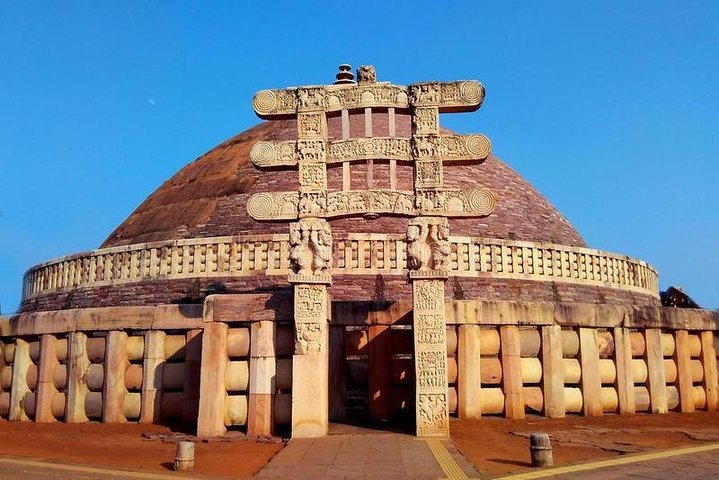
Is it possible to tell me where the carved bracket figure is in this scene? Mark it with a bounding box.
[288,218,333,281]
[406,217,451,275]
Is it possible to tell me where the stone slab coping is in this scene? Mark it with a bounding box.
[1,295,716,337]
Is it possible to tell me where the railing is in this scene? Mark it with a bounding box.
[22,234,659,299]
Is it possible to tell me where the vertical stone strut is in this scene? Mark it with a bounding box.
[291,282,330,438]
[700,331,719,411]
[613,327,636,414]
[35,334,59,423]
[413,278,450,436]
[103,331,128,423]
[404,79,493,437]
[644,329,668,414]
[140,331,165,424]
[9,339,31,422]
[197,322,229,437]
[407,98,450,436]
[500,325,524,419]
[457,324,481,419]
[541,325,565,418]
[247,321,276,437]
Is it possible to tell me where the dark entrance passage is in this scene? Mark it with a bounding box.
[328,302,415,433]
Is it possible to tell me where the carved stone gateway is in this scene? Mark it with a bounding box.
[249,65,495,437]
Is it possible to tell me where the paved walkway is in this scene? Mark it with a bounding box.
[255,434,719,480]
[254,433,478,480]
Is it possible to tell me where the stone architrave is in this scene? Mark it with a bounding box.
[412,278,449,437]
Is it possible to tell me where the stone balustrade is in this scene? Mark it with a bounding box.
[22,234,659,300]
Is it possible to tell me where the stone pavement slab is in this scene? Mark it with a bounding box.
[254,432,479,480]
[494,444,719,480]
[549,451,719,480]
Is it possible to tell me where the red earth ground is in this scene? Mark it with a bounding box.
[451,411,719,476]
[0,421,282,479]
[1,412,719,478]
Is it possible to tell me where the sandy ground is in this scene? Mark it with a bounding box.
[2,413,719,478]
[0,421,283,479]
[450,411,719,476]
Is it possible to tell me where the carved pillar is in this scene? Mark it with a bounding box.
[291,282,330,438]
[407,217,451,437]
[412,278,449,437]
[289,217,332,438]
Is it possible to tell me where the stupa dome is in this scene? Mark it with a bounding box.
[101,114,584,248]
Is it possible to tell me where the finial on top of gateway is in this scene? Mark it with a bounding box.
[333,64,356,85]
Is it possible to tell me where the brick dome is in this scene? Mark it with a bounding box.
[102,112,585,248]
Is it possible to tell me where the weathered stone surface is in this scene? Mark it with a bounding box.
[413,279,449,436]
[196,323,228,437]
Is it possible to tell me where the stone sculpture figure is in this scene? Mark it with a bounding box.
[429,222,451,271]
[407,218,450,271]
[289,218,333,277]
[357,65,376,84]
[289,222,313,275]
[311,224,333,275]
[407,223,430,270]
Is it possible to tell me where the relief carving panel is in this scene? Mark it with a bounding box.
[412,107,439,135]
[250,135,491,168]
[247,188,496,220]
[293,283,328,355]
[409,81,485,111]
[297,112,327,139]
[328,138,411,162]
[412,278,449,437]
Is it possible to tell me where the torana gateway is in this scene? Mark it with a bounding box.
[3,66,718,438]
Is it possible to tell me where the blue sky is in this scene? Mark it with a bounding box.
[0,1,717,312]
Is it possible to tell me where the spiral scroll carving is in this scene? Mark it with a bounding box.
[247,193,276,220]
[465,134,492,159]
[253,90,277,115]
[468,189,497,216]
[459,81,484,105]
[250,142,277,166]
